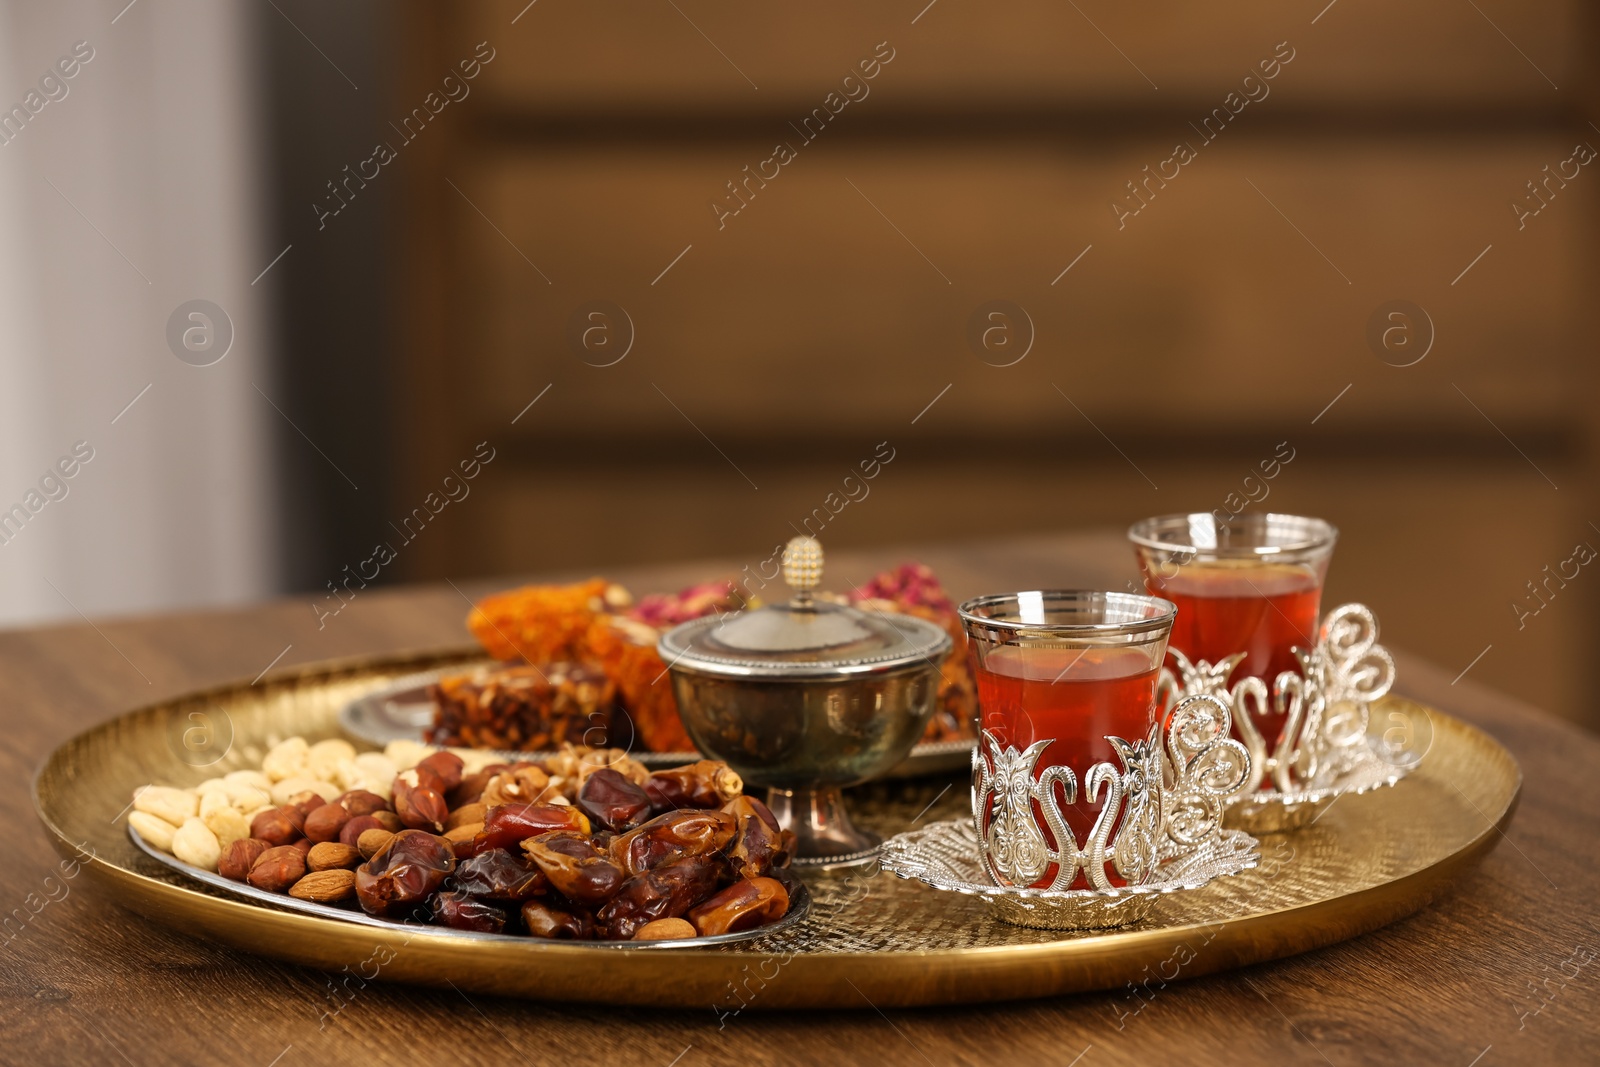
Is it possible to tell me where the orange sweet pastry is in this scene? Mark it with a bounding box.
[466,579,622,663]
[585,616,697,754]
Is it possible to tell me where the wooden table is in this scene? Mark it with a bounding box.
[4,531,1596,1066]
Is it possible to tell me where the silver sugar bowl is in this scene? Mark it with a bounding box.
[659,536,951,869]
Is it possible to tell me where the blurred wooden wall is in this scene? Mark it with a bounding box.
[385,1,1597,728]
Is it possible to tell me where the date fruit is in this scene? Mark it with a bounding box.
[520,899,594,941]
[609,810,736,876]
[247,845,307,892]
[598,857,723,941]
[644,760,743,811]
[523,831,626,906]
[722,795,791,879]
[354,829,456,917]
[454,848,548,902]
[577,768,652,833]
[471,802,589,854]
[432,890,507,933]
[689,876,789,937]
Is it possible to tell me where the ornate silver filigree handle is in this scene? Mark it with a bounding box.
[1165,602,1396,797]
[1162,693,1251,850]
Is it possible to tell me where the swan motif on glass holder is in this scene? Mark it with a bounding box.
[901,692,1257,930]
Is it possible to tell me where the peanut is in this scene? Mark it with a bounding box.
[261,737,310,782]
[133,785,198,828]
[172,818,222,871]
[383,739,432,771]
[128,811,177,852]
[307,738,357,781]
[198,789,232,820]
[203,806,251,850]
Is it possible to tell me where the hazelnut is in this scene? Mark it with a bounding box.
[247,845,307,892]
[249,807,301,847]
[393,771,449,832]
[218,838,269,881]
[339,814,384,847]
[370,811,402,833]
[335,789,389,817]
[415,751,465,792]
[303,803,351,843]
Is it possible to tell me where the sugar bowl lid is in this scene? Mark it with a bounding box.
[656,537,952,680]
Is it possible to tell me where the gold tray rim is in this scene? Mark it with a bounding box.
[31,646,1523,1009]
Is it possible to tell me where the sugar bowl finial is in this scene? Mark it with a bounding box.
[782,536,823,604]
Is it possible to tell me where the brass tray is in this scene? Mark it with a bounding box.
[336,652,976,777]
[33,648,1521,1009]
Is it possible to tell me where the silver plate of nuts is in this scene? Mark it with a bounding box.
[127,823,811,950]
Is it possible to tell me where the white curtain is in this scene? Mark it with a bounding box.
[0,0,277,625]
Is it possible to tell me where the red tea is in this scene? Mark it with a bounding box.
[972,644,1159,889]
[1149,562,1322,751]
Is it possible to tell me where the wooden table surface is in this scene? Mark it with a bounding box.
[3,530,1596,1067]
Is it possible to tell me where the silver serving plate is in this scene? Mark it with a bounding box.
[128,824,811,950]
[337,664,975,778]
[880,819,1259,931]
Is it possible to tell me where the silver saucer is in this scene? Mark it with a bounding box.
[880,819,1259,930]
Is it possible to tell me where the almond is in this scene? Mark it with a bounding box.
[289,868,356,903]
[443,822,482,848]
[357,828,395,859]
[634,917,696,941]
[445,802,486,832]
[306,841,362,871]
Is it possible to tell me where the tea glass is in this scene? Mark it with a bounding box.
[1129,512,1336,698]
[959,591,1175,892]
